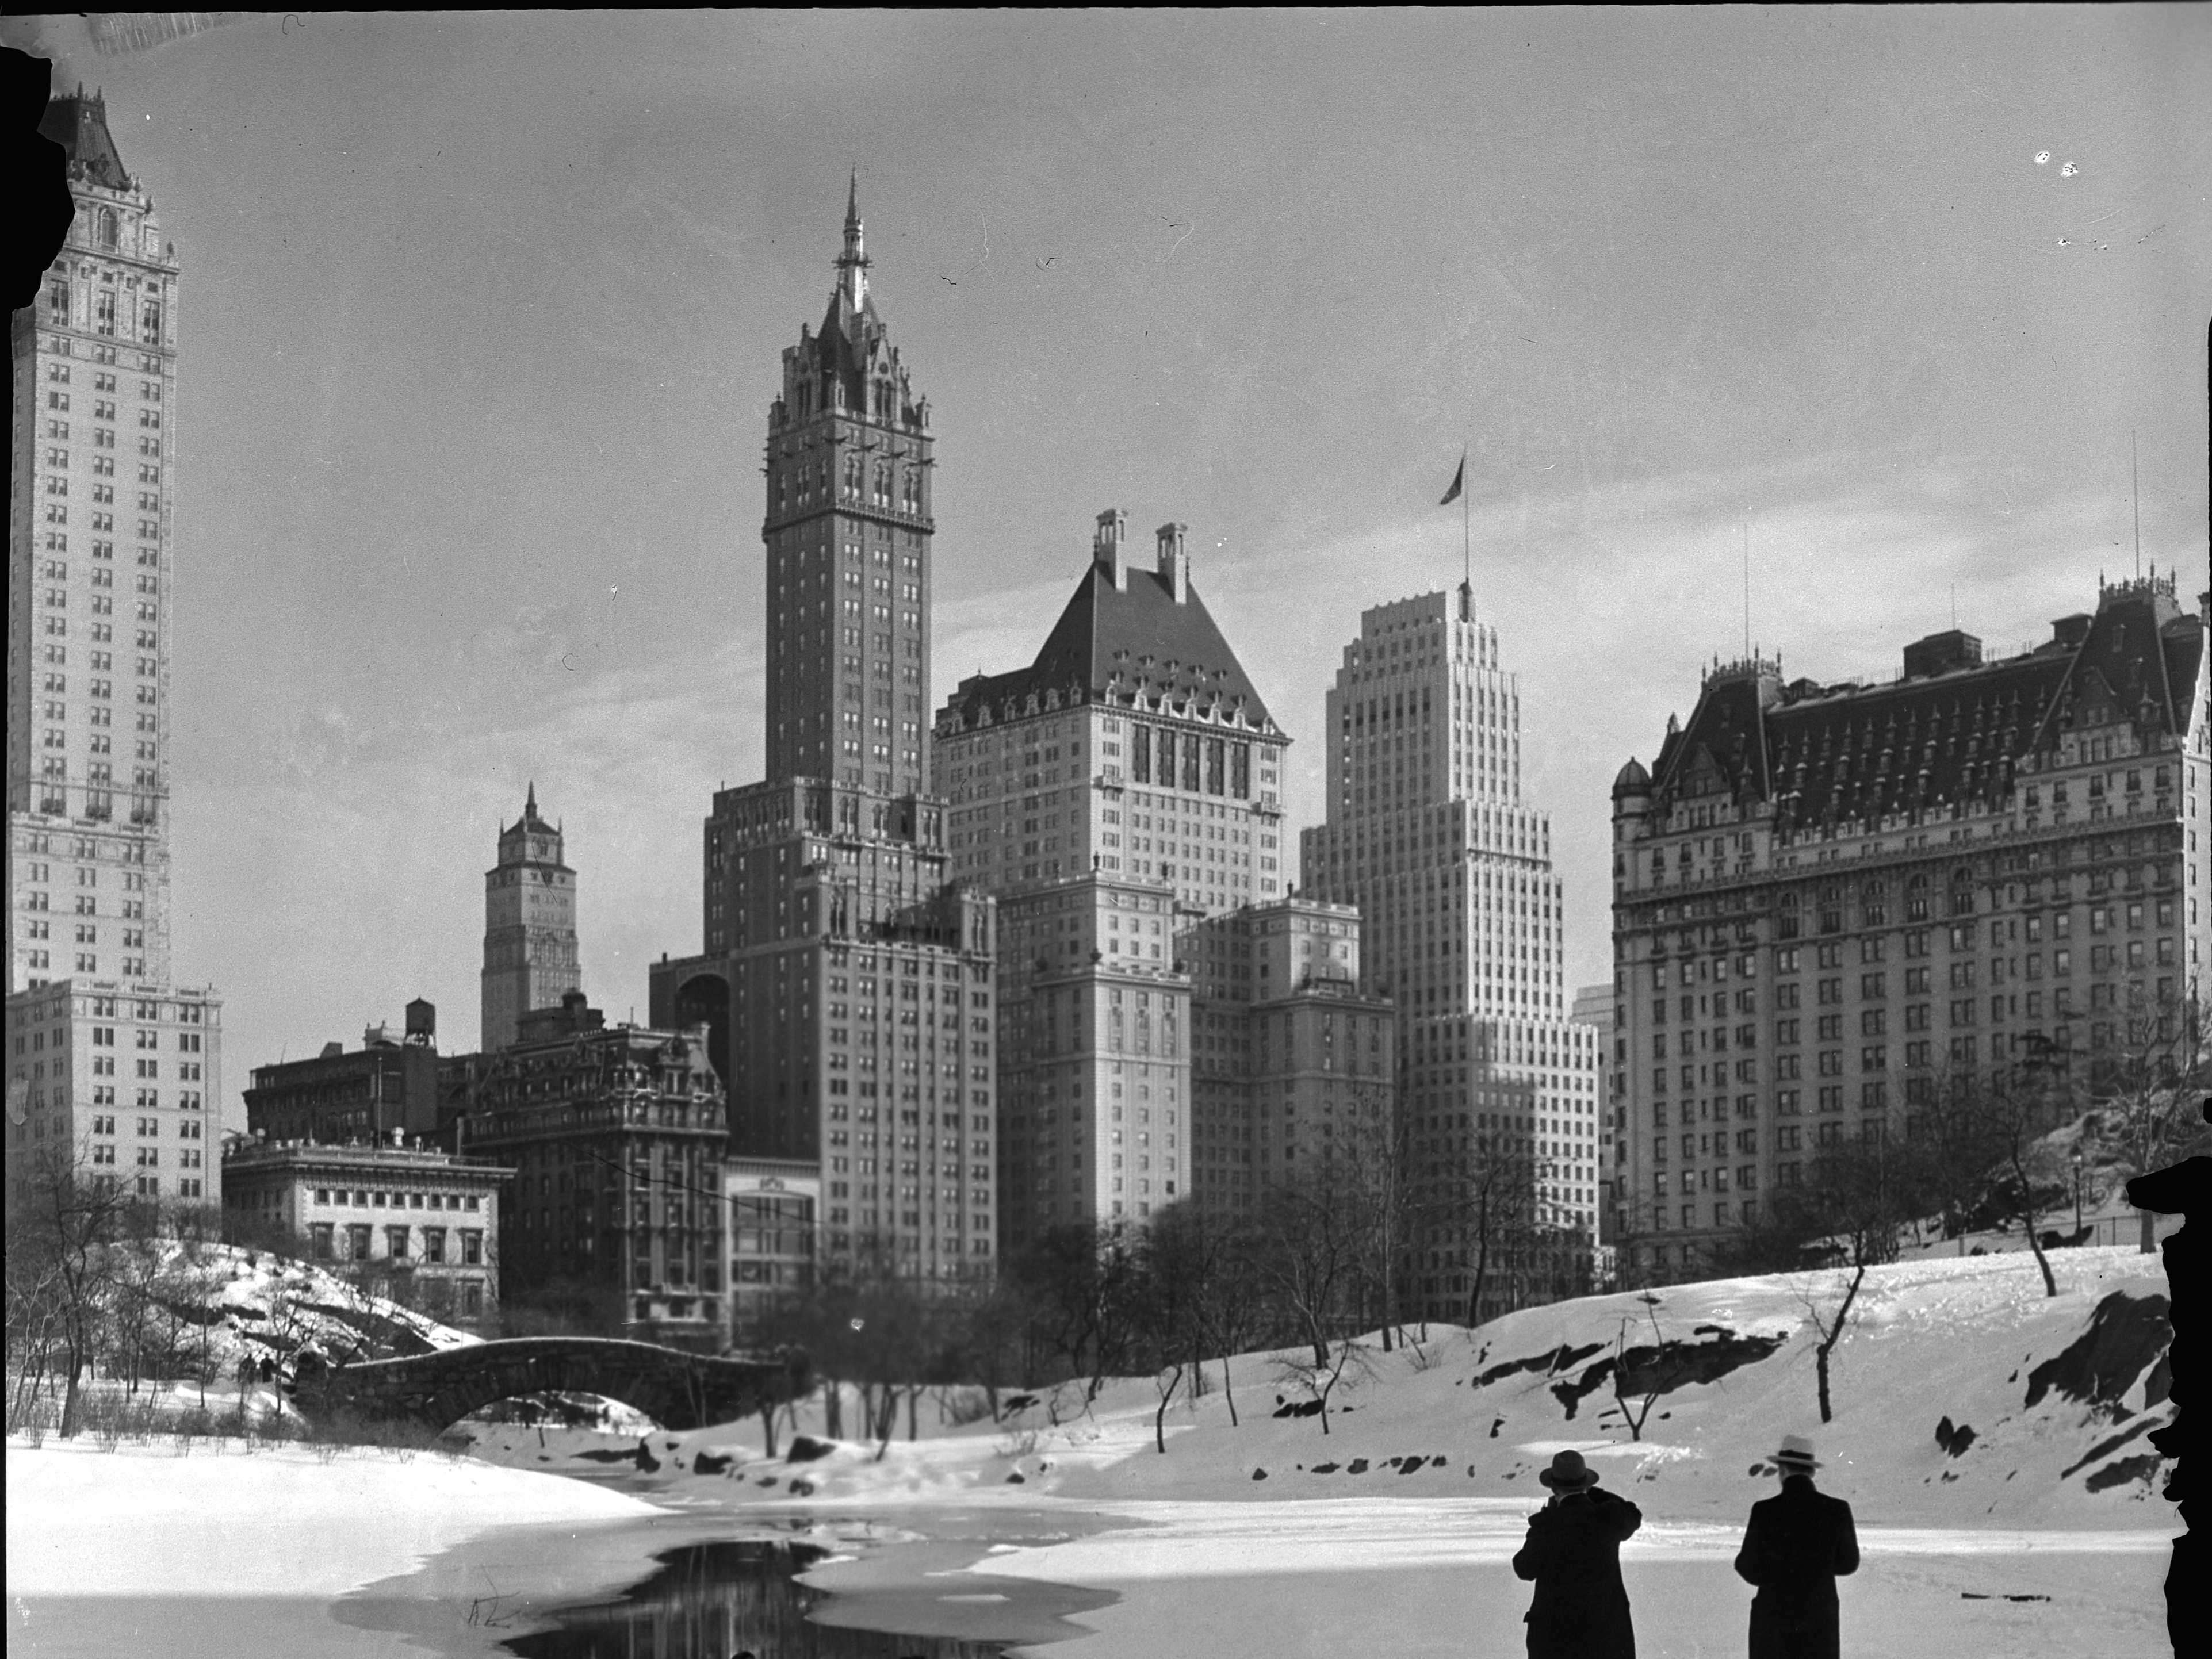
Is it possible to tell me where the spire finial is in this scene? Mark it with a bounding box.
[836,171,870,309]
[526,780,537,817]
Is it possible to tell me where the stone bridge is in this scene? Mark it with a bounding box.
[290,1337,811,1432]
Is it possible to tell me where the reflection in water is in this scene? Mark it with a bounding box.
[503,1541,1006,1659]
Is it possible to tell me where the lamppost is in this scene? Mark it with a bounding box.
[2071,1146,2084,1239]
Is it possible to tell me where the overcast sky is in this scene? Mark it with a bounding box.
[8,9,2206,1129]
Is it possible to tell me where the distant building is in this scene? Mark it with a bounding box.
[5,979,222,1209]
[726,1156,820,1342]
[1182,896,1397,1217]
[934,512,1293,1246]
[453,990,729,1348]
[242,998,450,1146]
[1610,574,2210,1285]
[220,1136,511,1328]
[1569,982,1620,1283]
[651,186,996,1290]
[1302,584,1602,1320]
[481,785,582,1053]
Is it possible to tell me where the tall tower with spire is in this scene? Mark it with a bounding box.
[481,784,581,1053]
[652,186,996,1295]
[763,171,935,797]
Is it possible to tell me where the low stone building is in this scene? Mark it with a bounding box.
[220,1134,511,1328]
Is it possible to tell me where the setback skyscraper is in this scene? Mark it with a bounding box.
[651,187,996,1286]
[6,90,222,1213]
[1302,584,1602,1321]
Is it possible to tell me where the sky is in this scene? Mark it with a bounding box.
[7,9,2207,1130]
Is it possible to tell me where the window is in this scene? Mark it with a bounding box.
[311,1224,334,1260]
[461,1229,484,1265]
[386,1227,411,1259]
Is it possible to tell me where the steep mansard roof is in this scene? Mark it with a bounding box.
[938,562,1284,740]
[40,87,131,191]
[1643,580,2203,833]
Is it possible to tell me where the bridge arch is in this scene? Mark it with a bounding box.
[292,1336,809,1434]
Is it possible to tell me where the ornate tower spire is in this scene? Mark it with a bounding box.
[835,170,869,312]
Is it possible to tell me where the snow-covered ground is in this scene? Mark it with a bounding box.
[9,1244,2177,1657]
[5,1436,668,1658]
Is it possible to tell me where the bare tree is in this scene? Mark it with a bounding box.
[1609,1297,1667,1442]
[1256,1165,1368,1369]
[2085,988,2211,1183]
[1419,1122,1543,1327]
[8,1148,136,1436]
[1954,1060,2072,1298]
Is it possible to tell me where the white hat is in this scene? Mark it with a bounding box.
[1773,1435,1820,1470]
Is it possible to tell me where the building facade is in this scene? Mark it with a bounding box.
[1182,896,1396,1216]
[726,1156,820,1340]
[453,991,729,1347]
[650,187,996,1290]
[220,1136,510,1328]
[1610,575,2210,1284]
[242,999,449,1146]
[6,978,221,1205]
[989,871,1192,1247]
[481,786,581,1054]
[1300,585,1603,1319]
[934,514,1295,1246]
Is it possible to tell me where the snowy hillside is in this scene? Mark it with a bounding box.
[463,1246,2172,1534]
[156,1241,479,1376]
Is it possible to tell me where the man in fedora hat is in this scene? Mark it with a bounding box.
[1511,1449,1643,1658]
[1733,1435,1860,1659]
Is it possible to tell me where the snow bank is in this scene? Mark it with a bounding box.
[5,1438,663,1599]
[459,1246,2175,1538]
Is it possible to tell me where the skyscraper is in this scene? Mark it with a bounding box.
[1609,576,2209,1286]
[480,784,582,1053]
[6,90,223,1213]
[1302,584,1602,1318]
[10,89,179,992]
[933,512,1295,1243]
[651,186,996,1286]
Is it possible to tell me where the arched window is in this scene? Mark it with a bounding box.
[902,468,921,512]
[843,454,862,499]
[97,208,118,249]
[873,461,891,505]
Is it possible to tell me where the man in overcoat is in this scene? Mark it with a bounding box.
[1511,1449,1643,1659]
[1732,1435,1860,1659]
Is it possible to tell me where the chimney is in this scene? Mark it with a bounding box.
[1156,521,1189,604]
[1094,508,1128,590]
[2051,613,2093,650]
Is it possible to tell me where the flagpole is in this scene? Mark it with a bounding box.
[1462,446,1471,589]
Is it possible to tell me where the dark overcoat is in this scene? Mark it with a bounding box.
[1511,1486,1643,1659]
[1732,1476,1861,1659]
